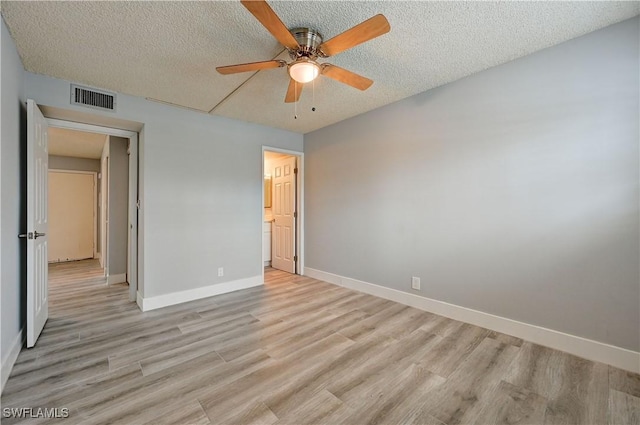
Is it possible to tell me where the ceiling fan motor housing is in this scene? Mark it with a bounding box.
[290,28,324,59]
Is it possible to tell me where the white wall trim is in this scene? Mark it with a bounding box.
[1,327,24,395]
[46,118,137,138]
[136,291,144,311]
[107,273,127,285]
[138,275,263,312]
[304,267,640,374]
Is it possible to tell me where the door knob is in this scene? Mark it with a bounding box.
[18,232,33,239]
[34,231,46,239]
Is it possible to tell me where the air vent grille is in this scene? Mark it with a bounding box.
[71,85,116,112]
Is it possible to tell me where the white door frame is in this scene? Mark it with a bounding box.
[262,146,304,278]
[48,169,98,260]
[100,154,109,272]
[46,118,139,303]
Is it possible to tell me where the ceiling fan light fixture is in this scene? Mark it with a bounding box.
[289,60,320,84]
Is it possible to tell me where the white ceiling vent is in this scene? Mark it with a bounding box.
[71,84,116,112]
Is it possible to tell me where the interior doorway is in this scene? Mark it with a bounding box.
[25,101,140,348]
[263,148,303,275]
[47,128,132,287]
[48,128,106,279]
[46,121,138,300]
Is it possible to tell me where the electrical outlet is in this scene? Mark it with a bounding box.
[218,267,224,277]
[411,276,421,290]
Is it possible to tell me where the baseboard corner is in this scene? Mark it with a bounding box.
[139,275,263,312]
[107,273,127,285]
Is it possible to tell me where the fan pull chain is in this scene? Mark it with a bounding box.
[294,82,298,119]
[312,79,316,112]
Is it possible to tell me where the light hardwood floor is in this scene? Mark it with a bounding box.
[2,266,639,424]
[48,259,106,286]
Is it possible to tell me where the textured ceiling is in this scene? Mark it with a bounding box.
[2,1,638,134]
[49,128,107,159]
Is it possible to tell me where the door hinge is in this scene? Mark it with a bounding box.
[293,212,297,218]
[294,255,297,262]
[294,168,298,174]
[136,200,141,209]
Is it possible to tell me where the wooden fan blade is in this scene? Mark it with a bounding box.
[285,79,303,103]
[216,60,285,75]
[321,64,373,91]
[318,14,390,57]
[241,0,299,50]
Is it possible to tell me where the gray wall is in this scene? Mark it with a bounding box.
[304,18,639,351]
[26,72,303,298]
[108,137,129,278]
[1,18,25,378]
[49,155,100,172]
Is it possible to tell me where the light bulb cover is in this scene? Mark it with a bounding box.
[289,60,320,84]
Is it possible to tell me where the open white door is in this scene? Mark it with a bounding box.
[271,156,296,273]
[25,99,49,348]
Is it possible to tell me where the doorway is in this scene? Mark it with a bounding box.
[46,128,132,287]
[46,120,139,301]
[25,99,140,347]
[263,148,303,276]
[48,169,97,263]
[47,127,107,291]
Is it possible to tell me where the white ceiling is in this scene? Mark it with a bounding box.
[49,128,107,159]
[2,1,638,134]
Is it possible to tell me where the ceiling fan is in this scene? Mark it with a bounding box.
[216,0,391,103]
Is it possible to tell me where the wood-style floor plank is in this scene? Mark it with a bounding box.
[1,263,638,424]
[504,342,610,425]
[336,362,445,425]
[419,337,520,424]
[610,366,640,398]
[609,389,640,425]
[472,380,547,425]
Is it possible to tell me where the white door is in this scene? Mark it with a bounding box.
[48,171,95,262]
[26,99,49,348]
[271,156,296,273]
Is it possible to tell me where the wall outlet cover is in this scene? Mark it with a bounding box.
[411,276,421,290]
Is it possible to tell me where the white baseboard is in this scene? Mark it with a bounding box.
[1,327,24,395]
[136,291,144,311]
[107,273,126,285]
[304,267,640,374]
[264,261,271,267]
[138,275,263,312]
